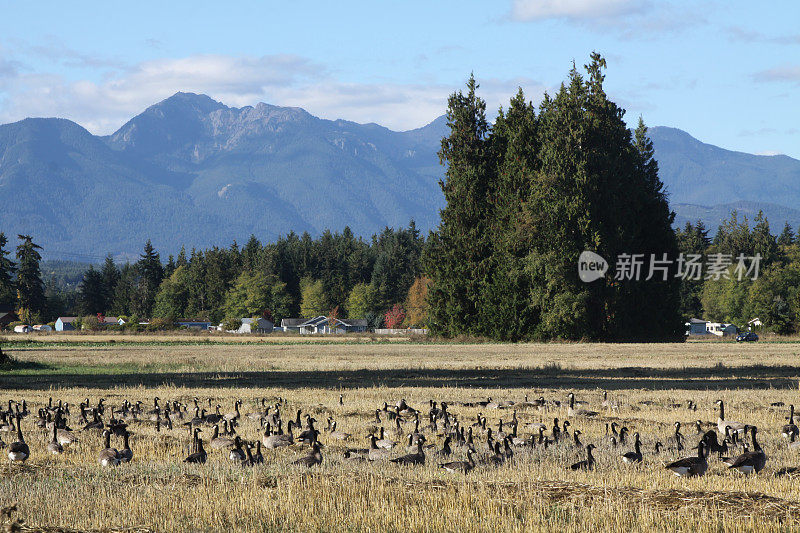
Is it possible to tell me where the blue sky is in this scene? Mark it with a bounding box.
[1,0,799,157]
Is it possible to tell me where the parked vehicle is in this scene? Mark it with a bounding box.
[736,332,759,342]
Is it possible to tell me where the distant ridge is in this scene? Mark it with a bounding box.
[0,93,798,257]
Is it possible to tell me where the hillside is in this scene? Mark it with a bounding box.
[0,94,798,257]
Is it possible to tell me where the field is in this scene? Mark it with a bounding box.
[3,339,800,532]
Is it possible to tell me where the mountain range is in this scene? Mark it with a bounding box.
[1,92,798,259]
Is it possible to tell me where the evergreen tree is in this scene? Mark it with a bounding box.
[100,255,119,313]
[778,222,795,247]
[78,266,105,315]
[15,235,45,323]
[425,75,493,337]
[0,232,15,307]
[134,240,164,317]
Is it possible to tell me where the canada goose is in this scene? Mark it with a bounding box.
[727,426,766,474]
[205,405,223,425]
[184,441,207,464]
[700,430,727,458]
[8,414,29,464]
[229,436,246,462]
[434,436,453,457]
[223,400,241,422]
[375,427,395,450]
[654,441,663,454]
[339,394,344,406]
[263,422,294,449]
[716,400,746,436]
[47,423,63,455]
[328,421,351,441]
[567,393,598,417]
[253,442,265,464]
[783,405,799,439]
[298,418,319,444]
[368,435,391,461]
[439,448,475,474]
[98,429,120,467]
[666,422,684,451]
[210,425,235,449]
[788,432,800,450]
[665,441,708,477]
[293,442,322,467]
[391,441,425,466]
[569,443,595,470]
[621,432,642,463]
[119,431,133,463]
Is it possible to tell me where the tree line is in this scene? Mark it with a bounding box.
[0,226,429,330]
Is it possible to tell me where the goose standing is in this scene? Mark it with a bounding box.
[727,426,767,474]
[97,429,120,467]
[47,423,63,455]
[716,400,746,436]
[8,414,29,464]
[184,429,207,463]
[119,431,133,463]
[782,405,799,439]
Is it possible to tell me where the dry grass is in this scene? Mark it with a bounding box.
[2,342,800,531]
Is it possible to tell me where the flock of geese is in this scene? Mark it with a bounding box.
[1,393,796,478]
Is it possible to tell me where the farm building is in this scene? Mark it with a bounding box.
[14,325,31,333]
[685,318,709,336]
[55,316,125,331]
[748,317,763,329]
[297,316,368,334]
[706,322,738,336]
[279,318,307,333]
[0,307,19,329]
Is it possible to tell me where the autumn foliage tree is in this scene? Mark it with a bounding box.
[404,276,430,327]
[384,304,406,329]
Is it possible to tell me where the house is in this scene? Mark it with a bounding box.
[13,325,31,333]
[0,308,19,329]
[748,317,763,330]
[296,316,368,334]
[685,318,709,336]
[706,322,738,336]
[55,316,124,331]
[32,324,52,332]
[55,317,77,331]
[279,318,307,333]
[238,318,273,334]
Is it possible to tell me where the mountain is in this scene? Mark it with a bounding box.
[0,93,447,258]
[1,94,798,258]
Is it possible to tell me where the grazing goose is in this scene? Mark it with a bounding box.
[782,405,799,439]
[439,448,475,474]
[727,426,766,474]
[665,441,708,477]
[368,435,391,461]
[716,400,746,436]
[47,423,63,455]
[621,432,642,464]
[8,414,29,464]
[569,444,595,470]
[567,393,598,417]
[97,429,120,467]
[390,441,425,466]
[184,430,207,464]
[293,442,322,467]
[702,431,727,458]
[119,431,133,463]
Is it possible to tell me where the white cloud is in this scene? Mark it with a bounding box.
[753,65,800,85]
[0,53,547,133]
[511,0,645,21]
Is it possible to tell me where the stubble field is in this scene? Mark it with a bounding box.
[2,339,800,532]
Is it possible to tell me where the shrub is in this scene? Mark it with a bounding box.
[222,318,242,331]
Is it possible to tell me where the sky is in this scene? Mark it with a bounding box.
[0,0,799,157]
